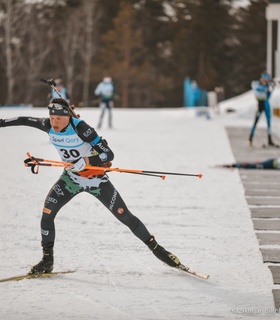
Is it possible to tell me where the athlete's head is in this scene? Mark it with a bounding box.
[260,71,271,83]
[48,98,70,116]
[55,78,63,88]
[48,98,70,132]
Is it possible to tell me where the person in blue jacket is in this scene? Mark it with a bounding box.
[48,78,70,104]
[249,72,276,146]
[0,98,181,275]
[95,75,115,129]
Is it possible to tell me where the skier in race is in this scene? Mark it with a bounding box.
[48,78,71,104]
[249,71,277,147]
[0,98,181,275]
[217,157,280,170]
[94,74,115,129]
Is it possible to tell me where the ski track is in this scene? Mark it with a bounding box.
[0,107,279,320]
[100,263,170,320]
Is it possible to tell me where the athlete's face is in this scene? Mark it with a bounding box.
[50,115,70,132]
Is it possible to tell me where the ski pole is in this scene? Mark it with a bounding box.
[24,158,165,178]
[24,153,203,179]
[24,153,165,178]
[129,170,203,178]
[24,158,166,179]
[40,78,80,118]
[105,167,202,178]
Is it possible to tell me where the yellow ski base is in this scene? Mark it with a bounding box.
[0,270,76,282]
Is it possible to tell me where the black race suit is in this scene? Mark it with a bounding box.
[0,116,152,245]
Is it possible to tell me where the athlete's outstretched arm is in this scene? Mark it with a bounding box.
[0,117,51,133]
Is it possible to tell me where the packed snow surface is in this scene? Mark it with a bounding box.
[0,102,279,320]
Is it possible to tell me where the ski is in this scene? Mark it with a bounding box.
[176,263,210,280]
[0,266,209,282]
[0,270,76,283]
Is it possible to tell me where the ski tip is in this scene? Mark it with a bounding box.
[195,272,210,280]
[194,272,210,280]
[197,174,203,179]
[178,263,210,280]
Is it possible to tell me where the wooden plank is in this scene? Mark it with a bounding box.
[260,248,280,263]
[226,127,280,147]
[246,197,280,206]
[240,170,279,177]
[256,233,280,246]
[253,219,280,231]
[272,289,280,311]
[227,127,280,311]
[268,266,280,284]
[234,150,280,159]
[251,208,280,218]
[239,170,280,183]
[240,174,280,183]
[243,183,280,189]
[245,189,280,197]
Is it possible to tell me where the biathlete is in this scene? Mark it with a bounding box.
[249,72,277,147]
[94,75,114,129]
[0,98,181,274]
[219,158,280,170]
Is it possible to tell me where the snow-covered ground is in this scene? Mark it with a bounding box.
[0,98,279,319]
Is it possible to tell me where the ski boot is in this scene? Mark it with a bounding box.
[268,134,279,147]
[248,133,253,147]
[146,236,180,268]
[29,242,54,275]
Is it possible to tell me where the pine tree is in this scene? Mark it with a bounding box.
[96,1,153,108]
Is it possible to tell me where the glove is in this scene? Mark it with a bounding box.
[67,157,86,172]
[100,161,112,168]
[0,119,4,127]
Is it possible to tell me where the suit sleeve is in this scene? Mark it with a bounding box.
[75,121,114,166]
[0,117,51,133]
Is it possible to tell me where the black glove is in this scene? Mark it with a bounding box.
[0,119,4,127]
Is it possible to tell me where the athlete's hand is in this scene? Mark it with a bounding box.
[100,161,112,168]
[0,119,4,127]
[67,157,86,172]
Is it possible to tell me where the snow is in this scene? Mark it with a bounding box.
[0,97,280,319]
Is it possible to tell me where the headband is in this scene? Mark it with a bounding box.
[48,103,70,116]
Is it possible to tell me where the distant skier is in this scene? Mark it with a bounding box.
[0,98,182,275]
[249,71,276,147]
[217,158,280,170]
[95,74,115,129]
[48,79,70,104]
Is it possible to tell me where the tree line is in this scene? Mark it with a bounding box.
[0,0,268,108]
